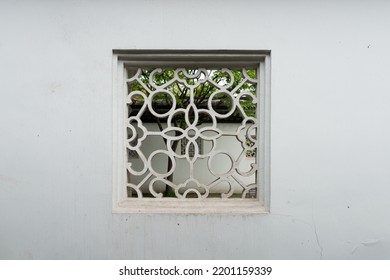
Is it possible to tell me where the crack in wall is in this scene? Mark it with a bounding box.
[349,239,381,255]
[312,219,324,260]
[272,213,324,259]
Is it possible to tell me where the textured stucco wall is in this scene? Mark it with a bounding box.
[1,0,390,259]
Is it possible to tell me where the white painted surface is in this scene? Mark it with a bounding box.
[1,0,390,259]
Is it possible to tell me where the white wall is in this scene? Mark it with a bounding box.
[1,0,390,259]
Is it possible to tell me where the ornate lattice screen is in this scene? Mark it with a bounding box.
[113,50,270,214]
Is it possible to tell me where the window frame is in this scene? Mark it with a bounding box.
[112,50,271,214]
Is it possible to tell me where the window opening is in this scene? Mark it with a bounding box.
[127,68,257,199]
[113,50,270,213]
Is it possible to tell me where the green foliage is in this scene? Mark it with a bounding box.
[245,137,257,158]
[129,68,257,127]
[163,191,177,198]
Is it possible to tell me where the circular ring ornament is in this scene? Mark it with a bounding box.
[147,90,177,118]
[148,150,176,178]
[208,151,236,177]
[207,90,236,119]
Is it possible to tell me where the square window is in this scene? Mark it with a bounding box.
[113,50,271,214]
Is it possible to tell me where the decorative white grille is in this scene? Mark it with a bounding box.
[126,67,258,199]
[113,50,270,213]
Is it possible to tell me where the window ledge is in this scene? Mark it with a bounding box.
[113,199,268,214]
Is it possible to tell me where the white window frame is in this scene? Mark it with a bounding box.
[112,50,271,214]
